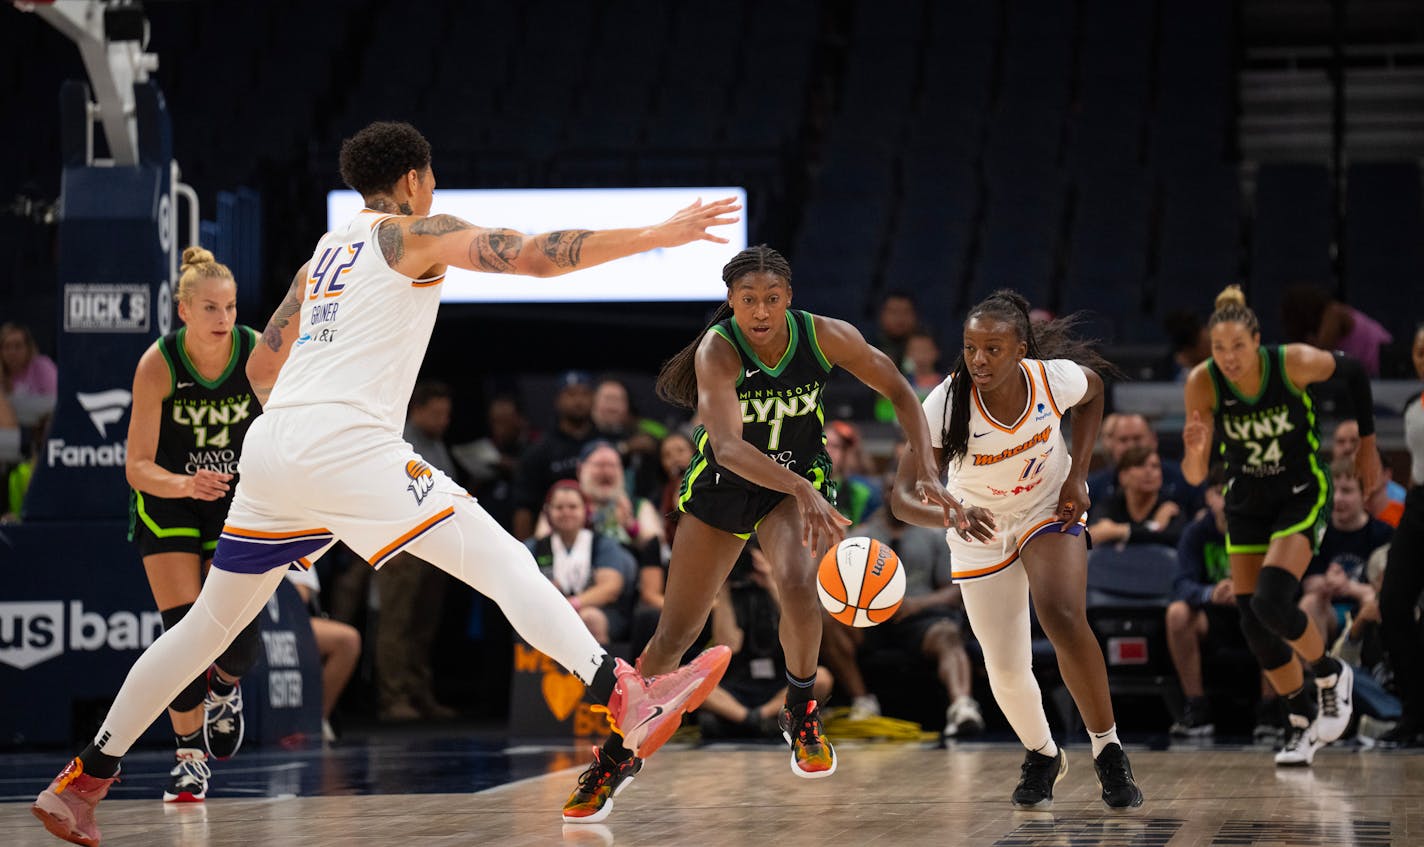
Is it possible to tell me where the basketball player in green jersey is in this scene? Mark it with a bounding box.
[1182,285,1381,766]
[564,245,964,822]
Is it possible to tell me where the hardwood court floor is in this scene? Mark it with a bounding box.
[2,742,1422,846]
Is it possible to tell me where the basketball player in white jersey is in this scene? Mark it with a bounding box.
[32,121,738,847]
[891,290,1144,811]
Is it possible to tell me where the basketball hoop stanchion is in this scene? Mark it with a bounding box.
[12,0,202,519]
[14,0,155,167]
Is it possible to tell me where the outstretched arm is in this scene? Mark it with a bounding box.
[813,315,964,529]
[378,196,741,279]
[247,262,309,406]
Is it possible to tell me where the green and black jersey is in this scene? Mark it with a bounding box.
[1208,345,1323,489]
[677,310,836,535]
[130,326,262,554]
[1207,344,1330,551]
[154,326,262,480]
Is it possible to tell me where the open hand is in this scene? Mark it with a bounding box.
[654,197,742,247]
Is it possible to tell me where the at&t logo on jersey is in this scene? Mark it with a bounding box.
[46,389,132,468]
[0,601,163,671]
[406,459,436,505]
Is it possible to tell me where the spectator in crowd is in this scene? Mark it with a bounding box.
[1088,446,1189,548]
[874,291,920,371]
[1366,454,1406,529]
[1,322,58,430]
[1333,545,1408,734]
[527,480,636,645]
[1165,467,1236,737]
[538,440,664,551]
[0,387,21,464]
[698,540,833,740]
[1087,413,1201,520]
[821,472,984,737]
[1377,323,1424,746]
[627,430,697,659]
[1332,420,1407,523]
[1299,458,1393,644]
[904,331,944,399]
[1,380,29,520]
[592,377,666,502]
[1163,311,1211,383]
[826,420,883,525]
[1281,284,1393,377]
[284,564,361,742]
[512,370,598,540]
[453,395,528,530]
[378,381,461,722]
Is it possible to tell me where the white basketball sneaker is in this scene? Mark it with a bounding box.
[1275,713,1322,766]
[1314,662,1354,744]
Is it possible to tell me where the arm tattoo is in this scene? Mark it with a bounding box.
[262,273,304,352]
[541,230,593,268]
[470,229,525,273]
[410,214,475,237]
[378,220,405,265]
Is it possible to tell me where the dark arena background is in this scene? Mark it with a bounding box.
[3,1,1424,845]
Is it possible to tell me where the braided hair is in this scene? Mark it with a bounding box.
[655,245,794,409]
[939,289,1117,473]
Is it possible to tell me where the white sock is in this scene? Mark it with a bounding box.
[1089,724,1120,757]
[1030,736,1059,759]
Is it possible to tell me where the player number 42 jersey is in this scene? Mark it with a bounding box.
[922,359,1088,514]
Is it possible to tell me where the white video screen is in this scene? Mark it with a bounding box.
[325,187,748,303]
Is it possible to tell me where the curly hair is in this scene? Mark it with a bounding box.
[338,121,432,198]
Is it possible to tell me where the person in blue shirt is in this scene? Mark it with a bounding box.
[1165,466,1237,737]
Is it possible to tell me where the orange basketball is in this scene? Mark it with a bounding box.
[816,537,905,628]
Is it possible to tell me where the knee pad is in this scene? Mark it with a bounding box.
[214,615,261,678]
[1250,567,1310,641]
[1236,594,1294,670]
[161,604,210,712]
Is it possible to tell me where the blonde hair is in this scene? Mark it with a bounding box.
[176,246,234,303]
[1209,284,1259,334]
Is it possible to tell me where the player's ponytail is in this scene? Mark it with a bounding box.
[176,246,234,303]
[655,245,793,409]
[1209,284,1260,334]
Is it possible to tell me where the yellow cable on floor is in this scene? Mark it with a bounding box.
[821,706,938,742]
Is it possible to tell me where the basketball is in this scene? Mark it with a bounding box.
[816,536,905,628]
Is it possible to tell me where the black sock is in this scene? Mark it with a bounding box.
[586,654,618,706]
[77,745,122,780]
[1285,684,1318,722]
[175,728,203,751]
[208,672,236,698]
[1310,654,1341,680]
[785,670,816,710]
[602,733,634,763]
